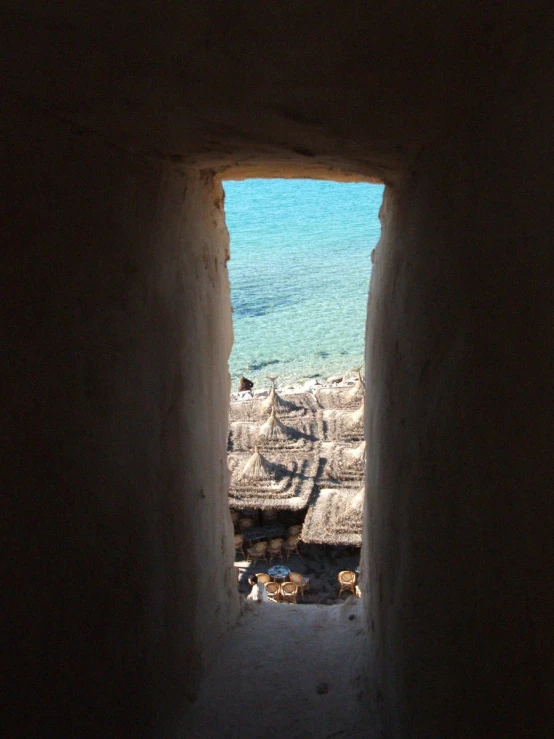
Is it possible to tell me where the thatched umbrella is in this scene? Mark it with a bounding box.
[346,379,364,401]
[302,487,363,546]
[346,440,366,465]
[350,486,365,511]
[228,450,317,512]
[346,366,365,400]
[261,384,295,415]
[258,406,290,440]
[347,397,365,428]
[325,439,366,482]
[238,446,275,481]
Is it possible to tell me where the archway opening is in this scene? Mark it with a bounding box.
[223,178,383,606]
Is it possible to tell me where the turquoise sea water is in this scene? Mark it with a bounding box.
[224,179,384,388]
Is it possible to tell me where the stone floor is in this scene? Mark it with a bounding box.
[185,598,376,738]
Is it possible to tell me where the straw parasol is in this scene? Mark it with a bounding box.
[229,389,316,423]
[321,439,366,484]
[346,440,366,465]
[228,450,316,511]
[315,372,365,411]
[261,384,297,415]
[258,406,290,440]
[346,379,364,401]
[347,397,365,428]
[238,446,275,481]
[302,486,363,546]
[350,485,365,511]
[346,367,365,401]
[229,415,318,452]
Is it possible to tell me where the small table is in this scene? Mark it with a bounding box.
[268,565,290,582]
[242,524,286,544]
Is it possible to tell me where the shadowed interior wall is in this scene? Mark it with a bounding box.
[4,106,239,736]
[4,1,554,736]
[364,44,554,734]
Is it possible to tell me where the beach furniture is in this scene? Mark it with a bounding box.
[347,398,364,429]
[267,538,284,562]
[264,581,281,602]
[239,447,274,481]
[346,366,365,401]
[262,508,278,523]
[283,534,301,560]
[267,564,290,583]
[242,524,287,546]
[338,570,357,597]
[234,534,245,559]
[246,540,268,563]
[261,384,297,415]
[301,488,363,548]
[239,517,254,531]
[281,581,298,604]
[289,572,310,599]
[258,406,289,441]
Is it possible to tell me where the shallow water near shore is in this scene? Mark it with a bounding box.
[224,179,384,388]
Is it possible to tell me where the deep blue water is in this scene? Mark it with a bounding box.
[224,179,384,388]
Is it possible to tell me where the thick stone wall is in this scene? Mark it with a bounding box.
[364,47,554,735]
[4,2,554,736]
[3,2,541,183]
[3,106,239,736]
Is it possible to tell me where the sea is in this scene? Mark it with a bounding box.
[223,179,384,389]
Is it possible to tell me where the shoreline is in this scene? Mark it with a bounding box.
[230,370,361,402]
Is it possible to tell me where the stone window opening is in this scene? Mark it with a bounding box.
[222,178,383,609]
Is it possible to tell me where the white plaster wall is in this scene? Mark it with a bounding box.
[3,105,239,736]
[364,39,554,735]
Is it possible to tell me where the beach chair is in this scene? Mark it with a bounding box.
[262,509,278,524]
[338,570,356,597]
[281,581,298,604]
[256,573,271,586]
[289,572,310,599]
[267,538,284,562]
[283,534,300,560]
[265,581,281,602]
[234,534,245,559]
[246,540,268,563]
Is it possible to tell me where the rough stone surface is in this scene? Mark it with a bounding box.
[3,3,545,184]
[185,600,374,738]
[3,106,239,736]
[363,47,554,735]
